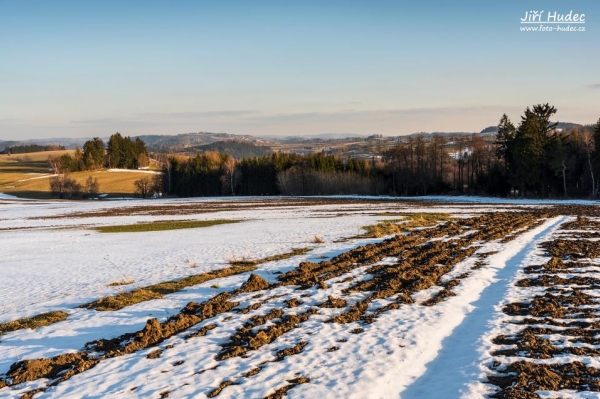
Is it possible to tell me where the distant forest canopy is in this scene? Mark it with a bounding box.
[157,104,600,199]
[193,140,272,159]
[1,144,65,154]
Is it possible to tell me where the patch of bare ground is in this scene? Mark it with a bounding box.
[284,298,303,308]
[237,273,271,292]
[184,323,217,339]
[421,278,462,306]
[275,341,308,361]
[207,380,238,398]
[147,348,163,359]
[244,367,263,377]
[319,295,347,308]
[488,212,600,398]
[263,377,310,399]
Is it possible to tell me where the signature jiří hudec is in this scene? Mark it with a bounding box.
[520,10,585,23]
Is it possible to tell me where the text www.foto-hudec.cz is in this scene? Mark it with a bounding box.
[519,10,586,33]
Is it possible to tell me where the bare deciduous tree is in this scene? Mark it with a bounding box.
[134,177,152,198]
[48,155,62,174]
[85,176,100,198]
[50,174,82,199]
[221,157,238,195]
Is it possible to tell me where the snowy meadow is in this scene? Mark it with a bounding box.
[1,196,599,399]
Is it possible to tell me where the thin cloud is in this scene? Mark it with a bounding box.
[588,83,600,89]
[241,106,517,124]
[137,110,261,119]
[71,110,261,126]
[71,117,124,125]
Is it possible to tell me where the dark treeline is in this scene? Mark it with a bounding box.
[163,152,379,196]
[2,144,65,154]
[49,133,149,174]
[158,104,600,199]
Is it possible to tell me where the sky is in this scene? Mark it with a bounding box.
[0,0,598,140]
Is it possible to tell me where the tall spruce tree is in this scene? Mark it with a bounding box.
[495,114,516,172]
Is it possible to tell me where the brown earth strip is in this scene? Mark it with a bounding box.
[275,341,308,361]
[263,377,310,399]
[207,380,238,398]
[184,323,217,339]
[31,198,441,220]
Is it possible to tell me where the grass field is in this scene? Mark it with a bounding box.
[94,219,242,233]
[0,151,158,199]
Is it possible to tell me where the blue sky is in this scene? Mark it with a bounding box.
[0,0,598,139]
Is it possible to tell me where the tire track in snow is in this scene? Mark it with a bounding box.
[399,216,567,399]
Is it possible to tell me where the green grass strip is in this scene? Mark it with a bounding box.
[95,219,241,233]
[229,247,312,267]
[358,213,452,238]
[0,311,69,335]
[83,264,257,311]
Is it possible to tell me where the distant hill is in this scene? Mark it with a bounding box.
[193,140,272,158]
[0,140,19,151]
[137,132,269,152]
[480,126,497,134]
[408,131,475,138]
[267,132,367,141]
[479,121,586,135]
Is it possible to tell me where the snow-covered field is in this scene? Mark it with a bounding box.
[0,196,598,398]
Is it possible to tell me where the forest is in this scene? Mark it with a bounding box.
[48,133,149,174]
[2,144,65,154]
[160,104,600,199]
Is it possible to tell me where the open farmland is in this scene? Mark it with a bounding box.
[0,152,158,199]
[1,196,600,398]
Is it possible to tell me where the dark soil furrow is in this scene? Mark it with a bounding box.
[216,309,318,361]
[488,211,600,397]
[488,361,600,398]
